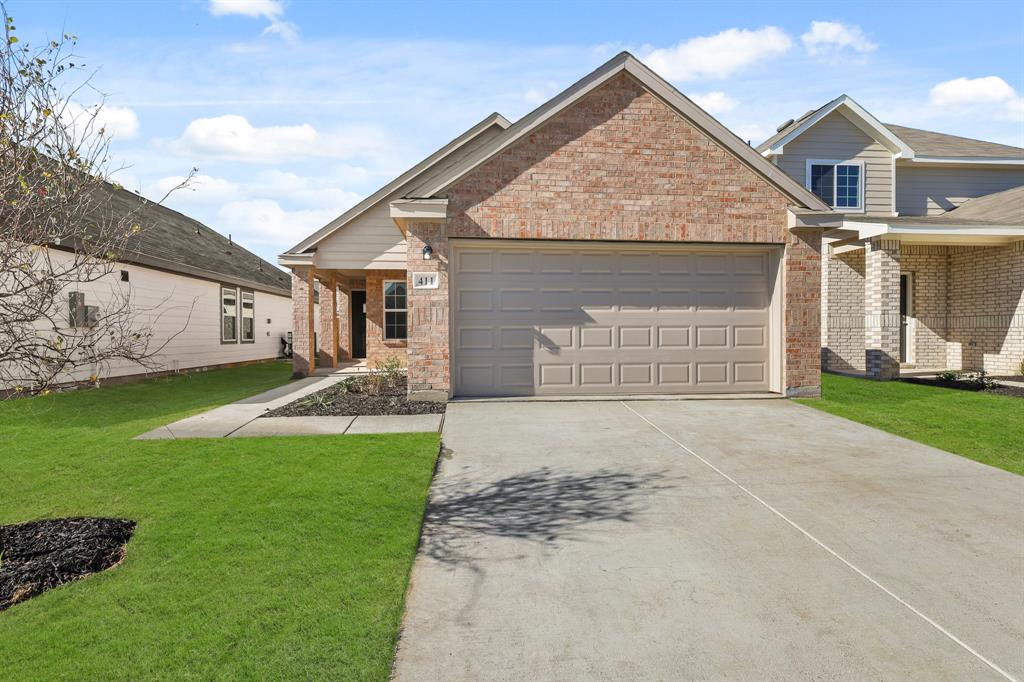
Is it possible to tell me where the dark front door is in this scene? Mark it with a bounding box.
[351,290,367,359]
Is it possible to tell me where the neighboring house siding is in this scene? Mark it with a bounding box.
[775,111,893,216]
[7,249,291,388]
[894,166,1024,216]
[314,203,407,270]
[408,72,821,396]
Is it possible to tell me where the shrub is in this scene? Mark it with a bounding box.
[936,370,961,382]
[960,370,998,390]
[1018,357,1024,377]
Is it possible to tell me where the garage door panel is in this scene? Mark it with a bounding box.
[451,243,775,396]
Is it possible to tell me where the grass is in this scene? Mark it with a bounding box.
[797,372,1023,476]
[0,362,439,680]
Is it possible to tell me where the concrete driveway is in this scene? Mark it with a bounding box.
[394,399,1023,681]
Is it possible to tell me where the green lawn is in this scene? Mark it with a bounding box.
[797,373,1023,476]
[0,363,439,680]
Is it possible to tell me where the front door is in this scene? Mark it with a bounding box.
[899,274,912,363]
[351,290,367,359]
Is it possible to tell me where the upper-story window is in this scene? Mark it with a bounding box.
[807,160,863,211]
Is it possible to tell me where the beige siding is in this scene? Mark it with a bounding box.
[5,250,291,388]
[895,165,1024,216]
[776,111,894,216]
[314,203,407,270]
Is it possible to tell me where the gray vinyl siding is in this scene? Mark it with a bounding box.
[895,165,1024,216]
[776,111,893,216]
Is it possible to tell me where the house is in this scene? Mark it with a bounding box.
[279,51,832,398]
[758,96,1024,377]
[2,182,294,391]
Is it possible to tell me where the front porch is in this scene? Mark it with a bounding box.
[287,267,409,377]
[822,238,1023,378]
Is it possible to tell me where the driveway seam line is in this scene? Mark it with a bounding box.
[619,400,1017,682]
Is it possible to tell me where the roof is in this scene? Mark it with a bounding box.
[883,124,1024,160]
[756,95,912,158]
[281,112,511,256]
[411,52,829,210]
[93,183,292,296]
[820,186,1024,229]
[759,96,1023,162]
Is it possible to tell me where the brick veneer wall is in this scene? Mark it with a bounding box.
[405,72,822,397]
[364,269,409,366]
[318,281,338,367]
[822,247,866,371]
[901,245,948,367]
[947,241,1023,374]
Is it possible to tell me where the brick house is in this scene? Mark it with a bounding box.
[760,96,1024,378]
[278,52,832,398]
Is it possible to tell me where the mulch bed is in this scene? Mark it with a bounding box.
[901,376,1024,399]
[265,375,445,417]
[0,517,136,611]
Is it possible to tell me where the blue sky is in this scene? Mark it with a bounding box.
[11,0,1024,263]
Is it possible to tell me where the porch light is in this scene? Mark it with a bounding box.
[422,244,433,260]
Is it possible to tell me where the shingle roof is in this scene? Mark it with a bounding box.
[883,124,1024,159]
[93,184,292,296]
[840,186,1024,227]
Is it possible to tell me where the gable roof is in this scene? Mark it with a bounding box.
[756,95,913,158]
[937,185,1024,224]
[281,112,510,256]
[409,52,829,210]
[883,124,1023,160]
[92,184,292,296]
[759,96,1024,163]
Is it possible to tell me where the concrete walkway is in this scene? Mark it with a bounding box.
[394,400,1023,681]
[134,374,442,439]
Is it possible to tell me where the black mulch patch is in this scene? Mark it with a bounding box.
[901,377,1024,399]
[265,375,446,417]
[0,517,136,611]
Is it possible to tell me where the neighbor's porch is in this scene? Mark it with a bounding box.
[822,237,1023,378]
[288,267,409,377]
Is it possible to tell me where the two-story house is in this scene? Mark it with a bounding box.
[758,96,1024,378]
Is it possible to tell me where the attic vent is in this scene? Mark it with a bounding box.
[776,118,794,132]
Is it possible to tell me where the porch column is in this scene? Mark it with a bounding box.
[318,275,338,368]
[291,268,316,378]
[865,238,901,380]
[337,281,351,362]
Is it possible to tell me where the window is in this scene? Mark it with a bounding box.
[120,270,129,282]
[241,290,255,342]
[383,280,407,341]
[808,161,862,211]
[221,286,238,343]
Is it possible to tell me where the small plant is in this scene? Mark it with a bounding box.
[960,369,998,390]
[1018,357,1024,377]
[936,370,961,382]
[300,393,334,410]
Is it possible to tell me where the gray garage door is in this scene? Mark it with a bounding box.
[450,241,777,397]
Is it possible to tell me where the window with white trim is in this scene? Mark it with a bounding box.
[808,161,863,211]
[240,290,255,342]
[221,286,238,342]
[383,280,407,341]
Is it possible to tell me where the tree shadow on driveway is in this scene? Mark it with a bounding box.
[420,466,674,567]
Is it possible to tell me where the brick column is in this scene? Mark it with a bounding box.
[865,238,901,380]
[291,269,315,378]
[405,222,449,400]
[784,227,822,397]
[318,276,338,368]
[337,283,350,361]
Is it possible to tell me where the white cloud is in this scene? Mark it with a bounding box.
[62,102,140,140]
[732,123,773,144]
[208,0,298,44]
[642,27,792,81]
[208,0,284,19]
[801,21,877,57]
[690,91,738,114]
[214,199,342,247]
[929,76,1024,121]
[169,115,394,163]
[148,174,241,204]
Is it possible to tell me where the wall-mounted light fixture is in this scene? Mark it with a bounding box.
[422,244,434,260]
